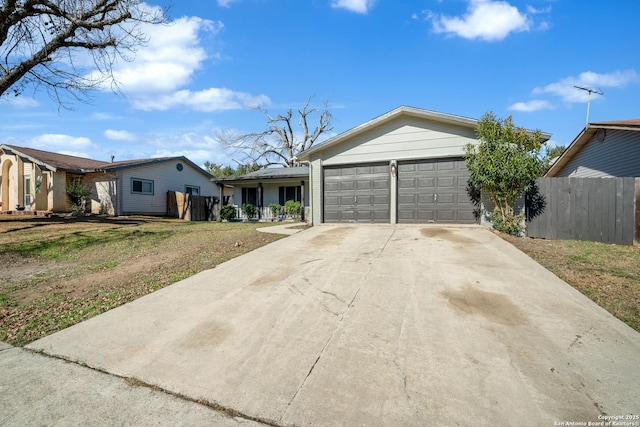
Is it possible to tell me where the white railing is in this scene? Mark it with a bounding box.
[233,205,306,222]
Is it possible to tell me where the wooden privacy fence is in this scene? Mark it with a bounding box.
[526,177,640,245]
[167,191,218,221]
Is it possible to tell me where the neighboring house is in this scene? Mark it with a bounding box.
[217,167,309,220]
[297,106,551,226]
[526,120,640,246]
[546,120,640,177]
[0,144,215,216]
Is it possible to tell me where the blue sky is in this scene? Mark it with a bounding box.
[1,0,639,167]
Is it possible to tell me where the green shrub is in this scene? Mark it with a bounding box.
[220,205,237,221]
[241,203,257,219]
[492,208,525,236]
[284,200,301,219]
[268,203,281,218]
[66,181,92,215]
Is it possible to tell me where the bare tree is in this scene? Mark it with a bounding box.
[219,97,333,167]
[0,0,164,106]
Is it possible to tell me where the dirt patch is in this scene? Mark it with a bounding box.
[442,284,528,326]
[311,225,356,247]
[421,227,475,244]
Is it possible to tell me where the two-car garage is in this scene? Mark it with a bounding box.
[299,106,486,226]
[322,158,476,225]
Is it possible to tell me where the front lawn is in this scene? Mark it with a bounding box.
[0,216,285,346]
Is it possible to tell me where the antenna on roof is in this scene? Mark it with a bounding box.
[574,86,604,127]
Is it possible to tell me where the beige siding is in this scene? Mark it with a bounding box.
[555,130,640,177]
[319,116,477,166]
[51,171,68,211]
[83,172,117,215]
[120,161,215,215]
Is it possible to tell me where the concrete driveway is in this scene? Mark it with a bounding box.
[27,225,640,426]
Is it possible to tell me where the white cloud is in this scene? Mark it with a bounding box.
[106,16,222,95]
[104,129,137,141]
[533,70,640,103]
[330,0,375,14]
[430,0,533,41]
[508,100,554,112]
[27,134,97,158]
[218,0,241,7]
[89,10,269,113]
[0,96,39,108]
[131,88,270,112]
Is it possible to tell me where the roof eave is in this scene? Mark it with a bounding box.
[1,144,59,172]
[545,127,595,177]
[298,106,550,160]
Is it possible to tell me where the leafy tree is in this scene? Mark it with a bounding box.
[204,161,260,178]
[66,180,92,215]
[217,97,333,167]
[0,0,164,105]
[543,144,566,169]
[464,112,547,235]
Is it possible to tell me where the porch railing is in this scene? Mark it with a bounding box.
[233,205,306,222]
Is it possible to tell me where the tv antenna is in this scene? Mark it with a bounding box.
[574,85,603,127]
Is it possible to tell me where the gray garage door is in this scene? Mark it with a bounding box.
[398,158,476,224]
[324,163,390,223]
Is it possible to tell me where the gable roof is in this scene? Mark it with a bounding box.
[217,166,309,185]
[545,120,640,177]
[297,106,552,160]
[0,144,212,179]
[1,144,111,172]
[101,156,213,179]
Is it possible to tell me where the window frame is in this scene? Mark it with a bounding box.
[185,185,200,196]
[241,187,257,206]
[279,185,302,205]
[131,178,154,195]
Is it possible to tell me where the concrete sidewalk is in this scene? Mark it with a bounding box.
[0,342,263,426]
[16,225,640,425]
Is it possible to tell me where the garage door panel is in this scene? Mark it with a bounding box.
[373,179,389,190]
[324,181,339,192]
[398,158,475,224]
[438,193,455,204]
[340,181,355,191]
[418,177,435,188]
[356,180,372,190]
[437,177,455,188]
[398,178,416,189]
[324,163,390,223]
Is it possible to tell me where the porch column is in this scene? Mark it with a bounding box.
[300,180,305,222]
[257,182,263,219]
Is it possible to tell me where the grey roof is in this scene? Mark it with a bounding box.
[217,166,309,184]
[298,105,551,160]
[1,144,111,172]
[546,120,640,177]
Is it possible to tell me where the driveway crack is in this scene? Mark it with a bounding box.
[279,228,397,423]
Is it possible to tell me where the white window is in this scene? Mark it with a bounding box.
[132,178,154,195]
